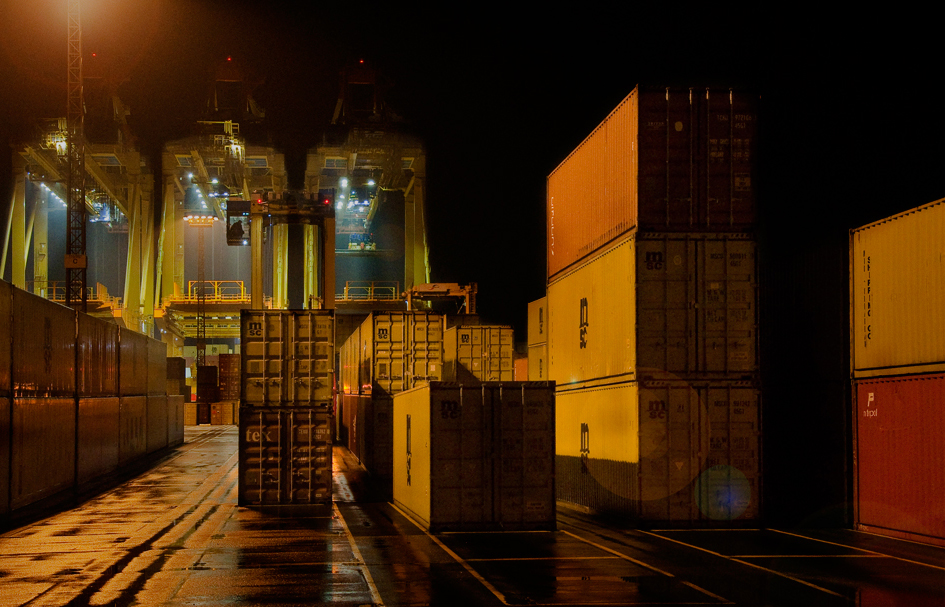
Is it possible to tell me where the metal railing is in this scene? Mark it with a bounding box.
[338,281,401,301]
[26,281,121,307]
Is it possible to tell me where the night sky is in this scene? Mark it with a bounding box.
[0,1,943,525]
[0,2,942,332]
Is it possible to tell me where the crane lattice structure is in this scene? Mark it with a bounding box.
[66,0,87,311]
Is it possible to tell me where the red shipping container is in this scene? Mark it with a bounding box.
[855,374,945,545]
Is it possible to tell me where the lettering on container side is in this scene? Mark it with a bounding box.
[579,297,589,349]
[580,423,590,473]
[863,392,877,418]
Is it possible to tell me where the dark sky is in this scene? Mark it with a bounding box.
[0,1,942,335]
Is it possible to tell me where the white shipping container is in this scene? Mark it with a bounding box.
[850,198,945,378]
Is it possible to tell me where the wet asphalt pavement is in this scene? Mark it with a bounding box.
[1,426,942,606]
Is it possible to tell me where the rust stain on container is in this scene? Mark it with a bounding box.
[854,374,945,545]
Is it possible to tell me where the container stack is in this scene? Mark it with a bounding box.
[850,198,945,547]
[393,381,556,532]
[527,298,548,380]
[238,310,335,509]
[544,86,761,524]
[443,325,515,383]
[337,311,445,494]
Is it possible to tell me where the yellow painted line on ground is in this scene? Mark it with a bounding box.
[732,554,886,558]
[464,555,620,562]
[638,530,844,598]
[560,530,676,577]
[770,528,945,571]
[334,503,385,606]
[561,530,733,604]
[389,502,509,606]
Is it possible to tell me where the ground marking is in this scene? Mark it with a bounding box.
[334,503,385,606]
[638,530,844,598]
[389,502,510,605]
[769,528,945,571]
[560,529,733,604]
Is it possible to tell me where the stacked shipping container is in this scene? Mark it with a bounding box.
[443,325,515,383]
[850,198,945,546]
[0,280,181,521]
[337,311,446,492]
[238,310,335,508]
[545,86,761,524]
[527,298,548,380]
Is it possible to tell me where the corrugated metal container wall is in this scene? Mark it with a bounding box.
[547,233,757,387]
[147,396,169,452]
[635,233,757,378]
[547,91,637,280]
[393,382,556,532]
[547,87,758,280]
[547,236,636,387]
[119,327,149,397]
[443,325,515,383]
[339,323,361,395]
[13,291,75,397]
[238,407,332,506]
[528,344,548,380]
[854,375,945,546]
[850,199,945,378]
[0,397,9,514]
[527,297,547,347]
[147,338,167,395]
[167,394,185,446]
[119,396,148,463]
[0,281,12,396]
[10,398,76,509]
[637,89,757,231]
[77,397,120,483]
[359,312,444,396]
[555,379,759,523]
[77,314,118,397]
[241,310,335,407]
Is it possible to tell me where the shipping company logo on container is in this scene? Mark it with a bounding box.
[862,252,872,348]
[246,321,262,337]
[378,327,389,340]
[645,252,664,270]
[580,423,590,473]
[579,298,589,349]
[864,392,877,418]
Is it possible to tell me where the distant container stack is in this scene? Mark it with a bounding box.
[443,325,515,383]
[337,311,446,493]
[238,310,335,509]
[544,85,761,525]
[850,198,945,546]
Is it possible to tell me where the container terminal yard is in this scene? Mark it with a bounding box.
[0,5,944,606]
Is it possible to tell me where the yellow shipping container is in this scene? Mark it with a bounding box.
[528,343,548,381]
[556,378,759,523]
[547,232,757,387]
[850,198,945,378]
[527,297,548,347]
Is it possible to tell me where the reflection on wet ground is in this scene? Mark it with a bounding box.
[0,426,941,606]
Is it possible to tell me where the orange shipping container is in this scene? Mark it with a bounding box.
[850,198,945,378]
[547,86,758,280]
